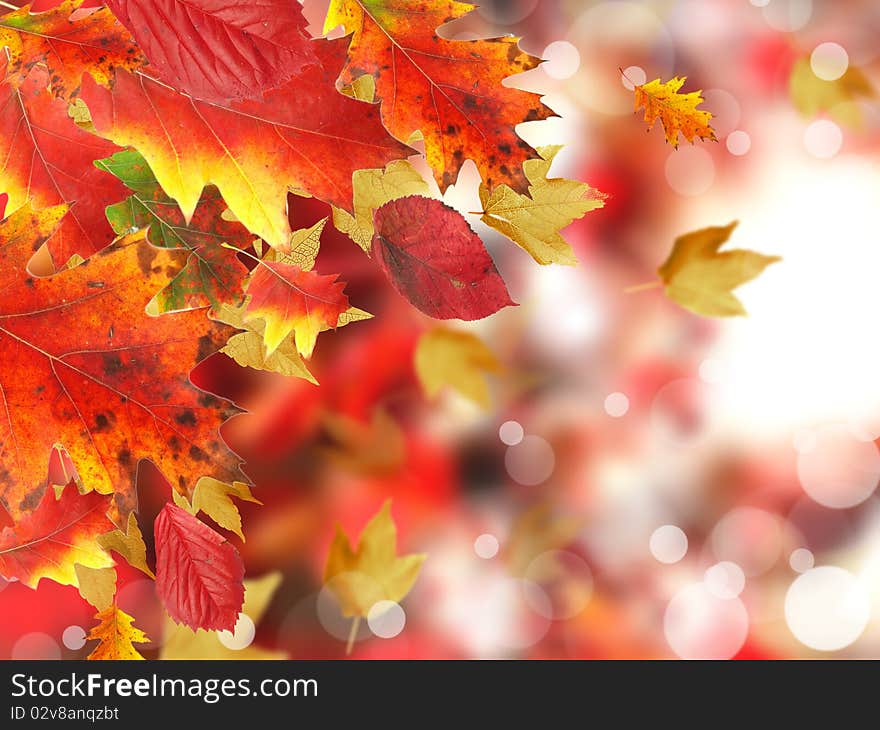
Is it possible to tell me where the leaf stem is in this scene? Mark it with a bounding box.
[345,616,361,656]
[624,280,662,294]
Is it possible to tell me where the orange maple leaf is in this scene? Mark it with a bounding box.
[632,75,716,148]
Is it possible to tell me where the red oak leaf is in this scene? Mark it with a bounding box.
[105,0,317,103]
[0,483,114,589]
[154,502,244,632]
[372,196,515,320]
[245,262,350,359]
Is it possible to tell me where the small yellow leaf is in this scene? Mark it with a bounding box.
[340,74,376,102]
[75,565,117,612]
[190,477,262,542]
[480,146,605,266]
[789,57,875,128]
[269,218,328,271]
[337,306,373,328]
[87,605,150,660]
[161,572,286,660]
[320,407,406,475]
[171,488,193,511]
[97,512,155,579]
[216,302,318,384]
[658,221,781,317]
[633,75,716,148]
[414,327,501,409]
[331,160,430,252]
[324,501,425,618]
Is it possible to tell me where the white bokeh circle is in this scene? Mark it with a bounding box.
[785,567,869,651]
[368,600,406,639]
[649,525,688,564]
[664,583,749,659]
[796,424,880,508]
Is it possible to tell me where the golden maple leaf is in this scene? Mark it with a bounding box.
[97,512,155,579]
[172,477,262,542]
[87,605,150,660]
[657,221,780,317]
[633,75,716,148]
[414,327,501,409]
[479,145,605,266]
[323,501,425,620]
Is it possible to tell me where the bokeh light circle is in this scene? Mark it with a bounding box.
[804,120,843,159]
[726,130,752,156]
[762,0,813,32]
[701,89,741,137]
[789,548,815,573]
[620,65,647,91]
[704,561,746,600]
[796,424,880,508]
[12,632,61,660]
[604,392,630,418]
[523,550,593,620]
[62,625,87,651]
[475,0,539,25]
[665,147,715,196]
[317,574,376,644]
[368,600,406,639]
[711,508,783,576]
[811,42,849,81]
[505,435,556,486]
[218,613,256,650]
[649,525,688,564]
[784,566,869,651]
[474,533,500,559]
[542,41,581,80]
[499,420,524,446]
[664,583,749,659]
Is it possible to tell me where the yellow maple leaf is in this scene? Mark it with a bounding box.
[479,146,605,266]
[789,57,875,128]
[161,572,286,660]
[75,565,117,612]
[414,327,501,409]
[266,218,327,270]
[87,605,150,660]
[324,501,425,621]
[331,160,431,252]
[185,477,262,542]
[657,221,780,317]
[97,512,155,579]
[320,408,406,475]
[633,75,716,148]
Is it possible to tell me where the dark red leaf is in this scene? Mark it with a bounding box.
[372,196,516,320]
[154,502,244,632]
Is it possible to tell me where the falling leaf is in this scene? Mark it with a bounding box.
[414,327,501,408]
[633,75,716,148]
[658,221,781,317]
[0,0,144,103]
[244,261,350,358]
[0,203,242,523]
[325,0,554,191]
[97,512,155,579]
[0,483,114,589]
[161,572,286,660]
[75,565,117,611]
[105,0,317,103]
[0,63,128,268]
[154,503,245,632]
[372,196,516,320]
[505,503,583,576]
[320,408,406,475]
[87,605,150,660]
[216,302,318,384]
[80,39,412,248]
[789,57,875,128]
[324,500,425,618]
[332,161,431,252]
[188,477,262,542]
[479,146,606,266]
[95,149,251,314]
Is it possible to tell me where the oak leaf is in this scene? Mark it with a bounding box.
[0,202,242,522]
[105,0,317,103]
[0,483,114,589]
[324,500,425,618]
[161,572,286,660]
[372,196,515,320]
[87,604,150,660]
[95,149,250,314]
[80,39,412,248]
[324,0,554,191]
[97,512,155,578]
[479,146,605,266]
[0,0,144,103]
[633,75,716,148]
[658,221,780,317]
[414,327,500,408]
[75,564,117,611]
[154,503,245,632]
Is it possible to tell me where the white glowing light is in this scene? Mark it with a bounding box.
[704,562,746,600]
[604,392,630,418]
[368,600,406,639]
[790,548,815,573]
[804,120,842,159]
[762,0,813,32]
[664,583,749,659]
[811,42,849,81]
[499,421,524,446]
[542,41,581,80]
[649,525,688,564]
[711,508,782,576]
[505,436,555,486]
[620,65,647,91]
[726,130,752,156]
[62,625,87,651]
[796,424,880,508]
[785,567,869,651]
[474,533,500,559]
[217,613,256,650]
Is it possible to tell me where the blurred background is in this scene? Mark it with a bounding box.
[3,0,880,659]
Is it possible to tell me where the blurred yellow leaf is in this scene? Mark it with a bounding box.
[789,57,875,128]
[161,572,286,660]
[97,512,155,579]
[332,161,430,252]
[324,500,425,618]
[87,605,150,660]
[414,327,501,409]
[321,407,406,475]
[479,146,605,266]
[506,504,583,576]
[633,75,716,148]
[190,477,262,542]
[658,221,780,317]
[75,565,117,611]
